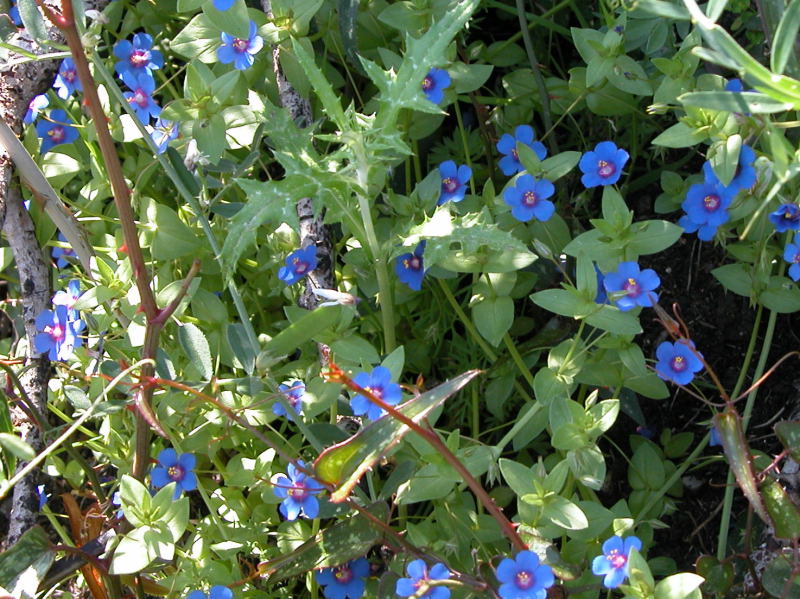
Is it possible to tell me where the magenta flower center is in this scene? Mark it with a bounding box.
[608,550,627,570]
[233,37,250,52]
[64,69,76,82]
[511,148,519,160]
[623,277,640,297]
[793,252,800,264]
[703,195,720,211]
[129,50,150,67]
[133,89,149,107]
[288,484,307,500]
[515,570,535,590]
[47,324,65,341]
[334,566,353,584]
[671,355,687,372]
[598,160,616,178]
[48,126,65,143]
[292,257,308,274]
[422,77,433,91]
[404,256,422,271]
[442,177,459,194]
[522,190,538,207]
[167,465,184,481]
[364,385,384,400]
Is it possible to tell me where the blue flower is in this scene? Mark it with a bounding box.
[678,179,735,241]
[186,586,234,599]
[278,245,318,285]
[438,160,471,205]
[23,94,49,125]
[725,78,745,92]
[36,109,79,154]
[273,460,324,520]
[113,33,163,79]
[52,232,75,268]
[783,234,800,282]
[212,0,235,9]
[579,141,629,188]
[496,125,547,176]
[655,339,703,386]
[217,21,263,71]
[150,448,197,499]
[396,560,451,599]
[8,1,21,26]
[274,380,305,420]
[148,118,179,154]
[53,58,82,100]
[351,366,402,420]
[602,261,660,311]
[52,279,81,320]
[702,146,757,193]
[769,204,800,233]
[709,426,722,447]
[592,535,642,589]
[503,174,555,223]
[421,68,450,104]
[496,550,555,599]
[395,241,426,291]
[594,265,608,304]
[316,558,370,599]
[37,484,47,510]
[122,71,161,123]
[34,305,84,361]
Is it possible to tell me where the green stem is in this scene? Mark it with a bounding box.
[454,102,477,197]
[717,307,777,559]
[503,333,535,389]
[438,279,496,360]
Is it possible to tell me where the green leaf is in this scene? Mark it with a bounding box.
[291,37,346,129]
[601,186,631,227]
[761,478,800,539]
[762,554,800,599]
[0,526,53,597]
[567,446,605,490]
[709,135,741,187]
[654,573,705,599]
[772,0,800,75]
[227,322,257,374]
[541,151,580,181]
[110,527,158,575]
[775,420,800,462]
[178,323,213,381]
[571,28,604,63]
[711,263,752,297]
[472,296,514,347]
[499,458,539,497]
[628,220,683,256]
[586,55,614,87]
[0,432,35,460]
[633,0,690,19]
[260,306,343,362]
[338,0,360,70]
[679,91,793,114]
[330,335,381,364]
[531,288,595,318]
[203,0,250,38]
[542,496,589,530]
[450,62,494,93]
[259,503,389,580]
[651,122,706,148]
[608,55,653,96]
[171,14,220,63]
[760,277,800,313]
[314,370,481,501]
[629,441,665,490]
[144,200,202,261]
[696,555,734,595]
[16,0,49,47]
[585,305,642,335]
[161,496,190,542]
[193,113,227,165]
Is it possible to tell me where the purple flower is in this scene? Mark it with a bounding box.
[592,535,642,589]
[496,550,555,599]
[421,68,450,104]
[655,339,703,386]
[496,125,547,176]
[578,141,629,188]
[395,241,426,291]
[9,1,21,26]
[113,33,163,79]
[186,586,234,599]
[217,21,263,71]
[769,204,800,233]
[503,174,555,223]
[52,232,75,268]
[316,558,370,599]
[351,366,402,420]
[396,560,451,599]
[23,94,49,125]
[602,261,660,311]
[150,448,197,499]
[702,146,757,193]
[122,71,161,123]
[53,279,81,320]
[148,118,179,154]
[783,234,800,282]
[212,0,235,9]
[438,160,471,205]
[54,58,82,100]
[274,380,305,420]
[36,109,79,154]
[273,460,323,520]
[278,245,318,285]
[678,179,735,241]
[34,304,84,361]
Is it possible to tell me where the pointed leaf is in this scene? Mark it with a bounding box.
[315,370,481,501]
[0,526,54,597]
